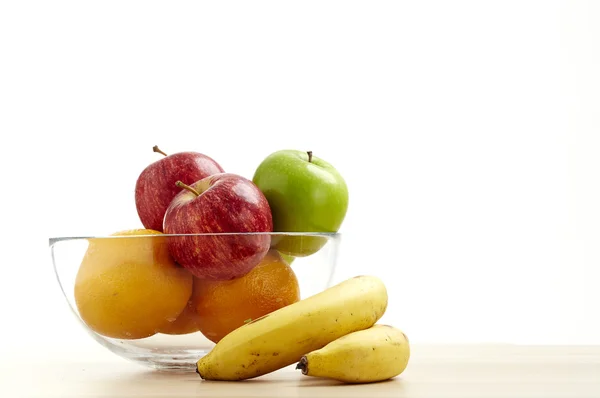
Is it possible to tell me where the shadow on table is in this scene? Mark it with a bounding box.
[94,368,406,396]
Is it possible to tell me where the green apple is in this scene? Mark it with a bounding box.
[279,252,295,265]
[252,150,348,256]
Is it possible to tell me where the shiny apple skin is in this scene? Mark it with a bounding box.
[163,173,273,280]
[135,151,224,232]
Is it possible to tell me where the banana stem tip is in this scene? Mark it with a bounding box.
[296,356,308,375]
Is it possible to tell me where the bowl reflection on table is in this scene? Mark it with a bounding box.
[49,232,340,372]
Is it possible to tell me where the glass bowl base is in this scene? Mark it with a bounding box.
[120,349,210,372]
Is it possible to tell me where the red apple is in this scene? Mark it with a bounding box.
[135,146,224,231]
[163,173,273,280]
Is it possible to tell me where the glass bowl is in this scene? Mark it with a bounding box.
[49,232,340,372]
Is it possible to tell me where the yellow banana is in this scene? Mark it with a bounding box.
[196,275,388,381]
[296,324,410,383]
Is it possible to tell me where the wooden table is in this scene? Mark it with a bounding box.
[2,344,600,397]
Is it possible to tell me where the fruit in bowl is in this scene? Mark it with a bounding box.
[195,249,301,343]
[163,173,273,280]
[74,229,193,339]
[253,150,349,257]
[135,146,224,232]
[157,277,203,335]
[50,231,341,371]
[49,145,353,372]
[156,247,300,339]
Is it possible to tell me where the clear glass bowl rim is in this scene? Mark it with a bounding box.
[49,232,341,246]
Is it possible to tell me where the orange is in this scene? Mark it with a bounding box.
[74,229,193,339]
[157,277,203,335]
[195,250,300,343]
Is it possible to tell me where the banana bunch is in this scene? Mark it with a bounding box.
[196,275,410,383]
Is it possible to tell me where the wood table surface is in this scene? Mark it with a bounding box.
[2,344,600,397]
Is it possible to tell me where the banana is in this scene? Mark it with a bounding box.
[196,275,388,381]
[296,324,410,383]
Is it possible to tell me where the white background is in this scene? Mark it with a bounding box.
[0,0,599,360]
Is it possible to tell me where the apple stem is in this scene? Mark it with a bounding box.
[153,145,168,157]
[307,151,313,163]
[176,181,200,197]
